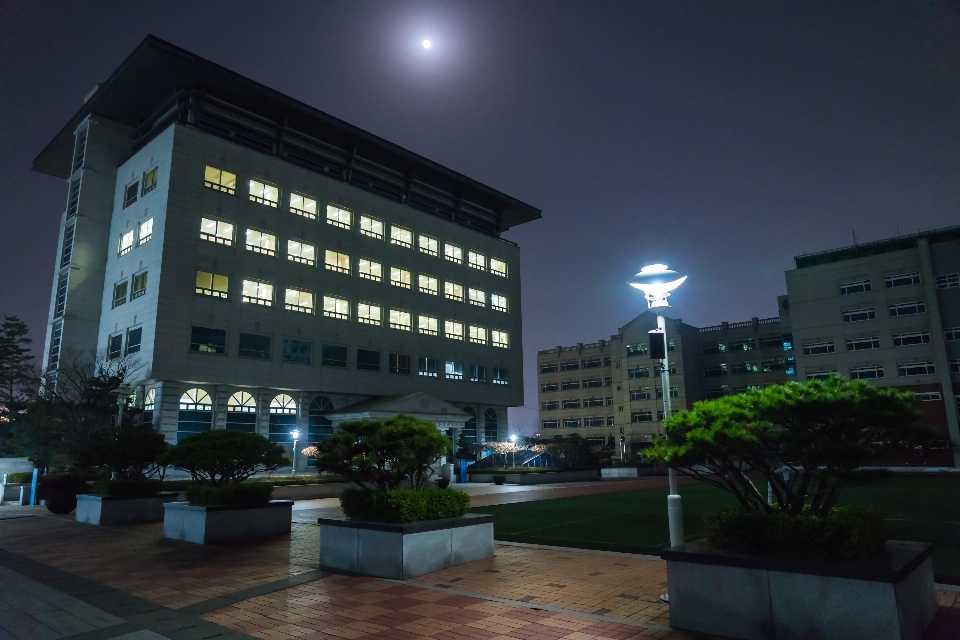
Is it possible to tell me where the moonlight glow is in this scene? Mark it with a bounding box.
[422,39,432,49]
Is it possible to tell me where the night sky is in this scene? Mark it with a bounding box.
[2,2,959,433]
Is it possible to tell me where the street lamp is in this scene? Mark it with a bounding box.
[109,384,135,481]
[629,264,686,550]
[290,429,300,477]
[509,434,518,468]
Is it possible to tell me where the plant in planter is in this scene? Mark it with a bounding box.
[492,474,506,486]
[87,423,169,497]
[36,474,90,514]
[645,377,936,640]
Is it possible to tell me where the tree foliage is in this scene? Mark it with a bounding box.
[86,424,169,480]
[645,378,924,515]
[315,414,449,490]
[160,430,288,485]
[0,316,35,407]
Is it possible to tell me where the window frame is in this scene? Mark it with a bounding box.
[390,225,412,248]
[468,251,486,271]
[195,271,229,299]
[358,258,382,282]
[287,239,316,266]
[137,218,154,246]
[491,330,509,349]
[360,215,384,240]
[142,167,159,196]
[204,165,237,195]
[245,228,277,257]
[445,320,464,341]
[118,229,135,257]
[419,315,438,336]
[419,274,439,295]
[357,302,382,326]
[391,267,412,289]
[323,296,350,320]
[200,217,234,245]
[248,179,279,208]
[444,281,464,302]
[326,204,352,230]
[241,279,274,306]
[284,288,314,314]
[444,243,463,264]
[324,250,351,275]
[419,235,439,256]
[389,309,412,331]
[290,192,318,219]
[490,258,508,277]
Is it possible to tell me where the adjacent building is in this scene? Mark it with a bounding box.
[35,37,540,461]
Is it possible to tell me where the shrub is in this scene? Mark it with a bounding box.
[91,479,163,497]
[492,474,506,485]
[185,483,274,506]
[340,487,469,523]
[316,415,449,490]
[5,472,34,483]
[87,424,168,480]
[36,474,90,514]
[703,504,887,560]
[160,430,287,486]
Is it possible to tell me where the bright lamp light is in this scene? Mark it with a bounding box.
[290,429,300,440]
[509,434,517,442]
[628,264,687,308]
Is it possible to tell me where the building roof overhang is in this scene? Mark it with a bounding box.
[33,36,541,234]
[327,392,471,428]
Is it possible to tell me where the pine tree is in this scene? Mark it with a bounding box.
[0,316,35,407]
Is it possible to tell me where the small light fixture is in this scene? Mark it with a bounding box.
[628,264,687,309]
[290,429,301,440]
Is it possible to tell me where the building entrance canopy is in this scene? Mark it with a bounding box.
[326,392,471,433]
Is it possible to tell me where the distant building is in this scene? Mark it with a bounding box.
[34,37,540,463]
[536,310,793,456]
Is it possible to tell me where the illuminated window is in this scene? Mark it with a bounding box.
[419,274,438,295]
[204,165,236,194]
[390,309,411,331]
[391,267,411,289]
[468,288,486,307]
[444,281,463,302]
[390,225,412,248]
[490,258,507,277]
[284,288,314,313]
[131,271,147,299]
[444,243,463,264]
[491,330,509,348]
[113,281,128,308]
[419,315,438,336]
[245,229,277,256]
[200,218,233,245]
[491,294,508,312]
[249,179,279,207]
[419,235,438,256]
[270,394,297,414]
[468,251,486,271]
[445,361,463,380]
[360,215,383,239]
[290,192,317,219]
[326,205,351,230]
[325,250,350,274]
[123,182,139,208]
[469,325,487,345]
[323,296,349,320]
[358,302,382,326]
[142,167,158,195]
[118,230,134,256]
[196,271,229,298]
[287,239,316,265]
[358,258,382,282]
[227,391,257,430]
[445,320,464,341]
[137,218,154,246]
[241,279,273,306]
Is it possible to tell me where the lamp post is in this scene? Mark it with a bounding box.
[509,434,517,468]
[109,384,135,481]
[629,264,687,550]
[290,429,300,477]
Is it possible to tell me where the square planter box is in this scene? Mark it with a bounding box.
[662,540,937,640]
[76,492,179,525]
[163,500,293,544]
[318,513,494,579]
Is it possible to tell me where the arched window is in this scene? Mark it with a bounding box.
[308,396,334,443]
[484,408,499,442]
[462,406,477,444]
[177,388,212,441]
[268,394,298,442]
[226,391,257,433]
[142,388,156,426]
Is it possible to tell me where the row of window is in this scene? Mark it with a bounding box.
[626,341,678,356]
[703,359,796,377]
[628,364,677,378]
[840,301,926,323]
[704,384,779,399]
[839,271,960,294]
[203,165,509,276]
[542,397,613,411]
[804,361,950,381]
[539,358,612,373]
[701,335,792,355]
[112,272,149,308]
[187,326,510,383]
[122,168,160,209]
[542,416,615,429]
[803,327,960,356]
[176,389,332,443]
[539,378,612,392]
[117,218,155,256]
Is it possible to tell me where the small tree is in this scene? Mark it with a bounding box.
[455,432,480,461]
[160,430,287,485]
[0,316,35,408]
[88,423,169,480]
[645,378,924,515]
[315,414,448,490]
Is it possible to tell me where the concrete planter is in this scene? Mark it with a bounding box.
[76,492,179,525]
[318,513,494,579]
[469,469,600,484]
[600,467,638,478]
[163,500,293,544]
[1,483,29,505]
[662,540,937,640]
[270,482,353,500]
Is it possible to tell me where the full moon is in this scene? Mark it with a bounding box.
[422,39,432,49]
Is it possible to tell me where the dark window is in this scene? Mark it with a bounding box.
[239,333,271,360]
[322,344,347,367]
[226,411,256,433]
[131,271,148,299]
[839,280,871,295]
[704,365,727,377]
[627,343,648,356]
[729,340,755,352]
[702,343,726,355]
[842,308,875,323]
[605,377,612,386]
[357,349,381,371]
[582,358,601,369]
[108,333,123,359]
[889,301,926,317]
[55,272,68,317]
[283,339,311,364]
[630,388,650,400]
[112,281,128,309]
[73,128,87,172]
[390,353,411,374]
[540,363,558,374]
[540,382,558,392]
[462,406,477,443]
[762,359,785,372]
[67,178,81,218]
[893,332,930,347]
[631,411,653,423]
[418,357,438,377]
[123,182,139,208]
[142,167,158,195]
[886,273,921,288]
[583,378,602,388]
[782,334,794,351]
[308,396,335,448]
[126,327,142,355]
[560,361,580,371]
[493,368,508,385]
[190,326,226,355]
[847,336,880,351]
[484,408,498,441]
[758,336,783,349]
[584,397,604,407]
[60,225,75,269]
[268,412,297,443]
[561,380,580,390]
[803,342,835,356]
[730,362,758,375]
[562,399,581,409]
[541,401,559,411]
[471,364,486,382]
[47,321,63,371]
[628,366,649,379]
[177,409,212,441]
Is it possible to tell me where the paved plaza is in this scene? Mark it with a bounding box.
[1,481,958,640]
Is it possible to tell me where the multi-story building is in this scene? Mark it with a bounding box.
[786,227,960,465]
[34,37,540,461]
[537,310,793,455]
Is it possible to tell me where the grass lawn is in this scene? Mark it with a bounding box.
[470,474,960,584]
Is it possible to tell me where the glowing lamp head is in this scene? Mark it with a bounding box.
[628,264,687,308]
[509,434,517,443]
[290,429,300,440]
[422,39,432,49]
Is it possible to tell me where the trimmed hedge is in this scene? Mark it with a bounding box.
[340,488,469,523]
[4,472,34,484]
[92,479,163,498]
[185,482,274,506]
[703,505,887,560]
